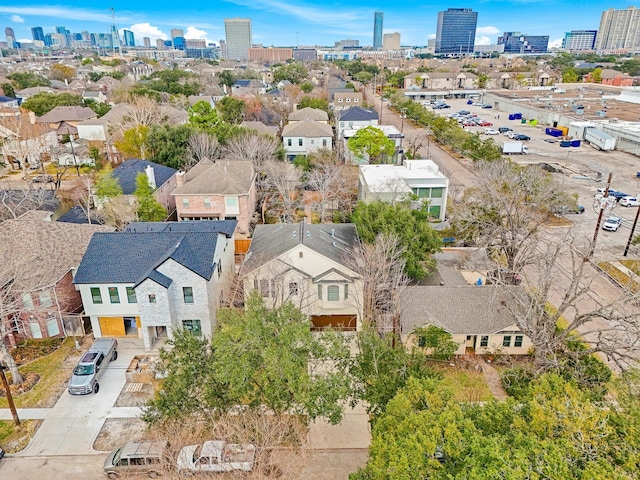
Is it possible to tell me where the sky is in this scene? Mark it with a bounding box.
[0,2,635,49]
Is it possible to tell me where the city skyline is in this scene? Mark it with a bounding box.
[0,1,635,49]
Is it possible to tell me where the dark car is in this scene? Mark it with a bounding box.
[482,104,493,109]
[457,110,470,115]
[498,127,512,133]
[514,134,530,141]
[0,445,4,459]
[610,191,630,201]
[31,174,54,183]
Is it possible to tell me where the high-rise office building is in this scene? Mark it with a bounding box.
[383,32,401,50]
[55,26,68,35]
[123,29,135,47]
[156,38,165,50]
[498,32,549,54]
[31,26,45,42]
[171,29,184,40]
[562,30,597,51]
[143,37,151,48]
[5,27,16,48]
[595,7,640,50]
[373,11,383,50]
[224,18,252,60]
[435,8,478,55]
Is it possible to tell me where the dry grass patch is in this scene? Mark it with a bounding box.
[597,262,640,292]
[432,364,493,402]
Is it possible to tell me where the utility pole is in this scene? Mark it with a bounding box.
[589,172,613,258]
[0,362,20,425]
[624,202,640,256]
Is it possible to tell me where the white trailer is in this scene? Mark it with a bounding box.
[583,128,616,151]
[501,141,528,155]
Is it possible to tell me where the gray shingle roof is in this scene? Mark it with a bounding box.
[74,221,235,285]
[338,107,379,122]
[113,160,177,195]
[401,285,527,335]
[282,120,333,138]
[172,160,255,196]
[289,107,328,122]
[243,222,358,274]
[124,220,237,236]
[37,106,97,123]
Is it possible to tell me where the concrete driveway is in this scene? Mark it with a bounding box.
[18,338,146,456]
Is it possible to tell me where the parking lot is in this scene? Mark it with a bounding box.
[429,97,640,261]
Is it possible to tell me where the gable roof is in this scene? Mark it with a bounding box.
[282,120,333,138]
[37,106,97,124]
[112,159,177,195]
[172,160,255,196]
[243,222,358,274]
[74,220,236,285]
[289,107,328,122]
[0,210,113,288]
[401,285,527,335]
[338,107,379,122]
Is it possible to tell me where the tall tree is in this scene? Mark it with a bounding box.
[185,131,220,170]
[261,160,302,222]
[347,126,396,164]
[49,64,76,83]
[273,63,309,84]
[114,125,149,159]
[134,173,167,222]
[223,132,281,168]
[218,96,246,125]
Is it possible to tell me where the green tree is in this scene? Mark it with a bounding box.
[144,68,200,96]
[413,326,458,360]
[49,64,76,82]
[134,172,167,221]
[474,73,489,88]
[84,99,111,117]
[298,96,329,112]
[590,67,603,83]
[273,62,308,84]
[347,126,397,164]
[300,81,314,93]
[188,100,221,131]
[146,124,195,169]
[217,96,246,124]
[21,92,83,116]
[351,201,442,280]
[114,125,150,159]
[7,72,50,89]
[1,83,15,98]
[355,71,374,84]
[94,165,123,199]
[211,293,352,424]
[216,70,236,88]
[562,67,579,83]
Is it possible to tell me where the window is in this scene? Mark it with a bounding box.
[503,335,512,347]
[108,287,120,304]
[322,139,327,147]
[183,319,202,336]
[182,198,189,208]
[317,284,322,300]
[429,205,441,218]
[289,282,299,296]
[38,290,53,307]
[225,197,238,208]
[298,139,303,146]
[23,293,34,309]
[287,138,292,146]
[311,139,314,145]
[344,284,349,300]
[183,287,194,303]
[299,251,303,258]
[259,279,273,297]
[327,285,339,301]
[204,198,211,208]
[148,294,156,303]
[217,261,222,278]
[431,187,444,198]
[126,287,137,303]
[418,335,426,347]
[514,335,523,347]
[480,336,489,347]
[340,122,344,127]
[91,287,102,304]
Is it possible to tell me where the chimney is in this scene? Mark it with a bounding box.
[28,111,36,124]
[145,165,157,189]
[176,171,186,187]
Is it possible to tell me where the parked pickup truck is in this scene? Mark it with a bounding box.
[68,338,118,395]
[177,440,256,474]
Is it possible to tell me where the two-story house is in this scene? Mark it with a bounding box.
[282,121,333,161]
[358,160,449,220]
[331,92,363,111]
[0,210,113,346]
[172,160,257,236]
[242,222,362,331]
[336,107,379,137]
[73,221,237,349]
[288,107,329,124]
[111,159,178,215]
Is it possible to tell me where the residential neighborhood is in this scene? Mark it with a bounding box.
[2,6,640,478]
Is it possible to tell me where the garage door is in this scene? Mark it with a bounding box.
[310,315,357,331]
[99,317,126,336]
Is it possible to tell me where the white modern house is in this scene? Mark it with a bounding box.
[358,159,449,220]
[336,107,379,137]
[73,221,236,349]
[282,120,333,161]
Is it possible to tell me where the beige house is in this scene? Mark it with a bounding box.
[172,160,257,236]
[242,222,363,331]
[288,107,329,124]
[36,106,97,130]
[332,92,363,111]
[401,285,533,355]
[282,120,333,160]
[404,72,477,90]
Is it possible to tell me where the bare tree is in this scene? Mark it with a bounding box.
[1,113,55,178]
[344,234,409,334]
[60,175,96,224]
[185,131,219,171]
[223,133,280,169]
[450,159,574,273]
[306,161,349,223]
[260,161,302,222]
[0,186,57,221]
[109,97,179,140]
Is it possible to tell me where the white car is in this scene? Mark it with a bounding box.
[602,216,622,232]
[506,131,519,138]
[484,128,499,135]
[619,196,640,207]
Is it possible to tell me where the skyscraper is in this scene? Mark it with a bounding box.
[224,18,252,60]
[55,26,68,35]
[171,29,185,50]
[31,26,45,42]
[143,37,151,48]
[595,7,640,50]
[373,11,383,50]
[5,27,16,48]
[383,32,401,50]
[123,29,135,47]
[562,30,597,51]
[498,32,549,54]
[435,8,478,55]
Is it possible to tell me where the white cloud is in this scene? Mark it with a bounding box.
[124,23,169,44]
[18,38,32,43]
[476,26,501,36]
[427,33,436,40]
[184,26,213,44]
[549,38,563,48]
[11,15,24,23]
[475,36,492,46]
